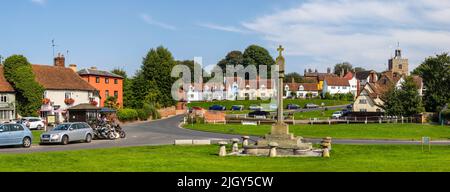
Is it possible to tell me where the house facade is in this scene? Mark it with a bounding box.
[0,66,16,122]
[35,54,100,123]
[322,76,352,97]
[285,82,319,98]
[77,67,124,107]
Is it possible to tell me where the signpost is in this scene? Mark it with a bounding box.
[422,137,431,152]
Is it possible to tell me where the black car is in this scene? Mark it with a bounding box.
[248,111,270,118]
[286,104,300,110]
[209,105,226,111]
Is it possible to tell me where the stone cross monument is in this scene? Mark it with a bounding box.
[255,45,312,150]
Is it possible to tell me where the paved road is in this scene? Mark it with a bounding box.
[1,114,449,154]
[0,116,249,154]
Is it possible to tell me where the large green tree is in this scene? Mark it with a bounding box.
[285,72,303,83]
[243,45,275,75]
[133,46,177,108]
[382,77,424,116]
[412,53,450,112]
[334,62,353,76]
[3,55,44,117]
[217,50,244,71]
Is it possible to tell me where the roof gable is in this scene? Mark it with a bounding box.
[32,65,97,91]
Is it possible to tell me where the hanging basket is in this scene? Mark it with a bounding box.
[42,98,51,105]
[64,98,75,105]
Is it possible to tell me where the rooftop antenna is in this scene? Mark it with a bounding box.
[66,50,70,64]
[51,39,58,57]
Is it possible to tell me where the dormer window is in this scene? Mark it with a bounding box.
[299,85,304,91]
[285,85,289,91]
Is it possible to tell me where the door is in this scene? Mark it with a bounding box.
[10,124,25,145]
[70,124,83,141]
[0,125,7,146]
[0,125,12,145]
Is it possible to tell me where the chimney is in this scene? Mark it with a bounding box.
[291,77,295,84]
[327,68,331,74]
[54,53,65,67]
[90,66,97,70]
[69,64,77,72]
[341,68,345,77]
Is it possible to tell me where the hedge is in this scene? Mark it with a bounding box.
[117,108,139,122]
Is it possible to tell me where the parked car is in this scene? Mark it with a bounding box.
[286,104,300,110]
[249,105,263,111]
[231,105,244,111]
[342,109,351,115]
[248,111,270,119]
[21,117,46,130]
[0,124,32,148]
[305,103,319,109]
[332,111,344,119]
[40,122,94,145]
[347,104,353,110]
[209,105,226,111]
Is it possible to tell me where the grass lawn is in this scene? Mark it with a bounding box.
[293,110,339,120]
[31,130,43,144]
[188,99,350,110]
[0,144,449,172]
[185,123,450,141]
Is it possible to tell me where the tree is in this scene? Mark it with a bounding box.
[140,46,177,107]
[104,96,120,110]
[217,51,244,71]
[382,77,424,116]
[243,45,275,75]
[3,55,44,117]
[412,53,450,112]
[354,67,366,73]
[285,72,303,83]
[334,62,353,76]
[176,60,210,82]
[111,68,127,79]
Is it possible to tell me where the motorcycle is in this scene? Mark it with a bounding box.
[90,120,126,140]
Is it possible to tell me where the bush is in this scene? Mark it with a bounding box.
[117,108,138,122]
[143,103,160,120]
[136,109,150,121]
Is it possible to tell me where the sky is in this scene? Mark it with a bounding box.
[1,0,449,77]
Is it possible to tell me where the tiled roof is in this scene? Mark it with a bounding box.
[324,76,350,86]
[0,66,14,92]
[286,83,318,91]
[32,65,97,91]
[355,71,372,80]
[78,68,124,79]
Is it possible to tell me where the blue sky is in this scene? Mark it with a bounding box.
[1,0,449,76]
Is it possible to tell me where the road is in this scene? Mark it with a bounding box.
[1,114,449,154]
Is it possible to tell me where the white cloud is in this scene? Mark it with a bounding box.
[198,23,248,33]
[242,0,450,72]
[31,0,47,5]
[140,13,176,30]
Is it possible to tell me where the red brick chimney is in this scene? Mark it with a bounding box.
[54,53,65,67]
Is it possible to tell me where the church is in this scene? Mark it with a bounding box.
[352,47,423,113]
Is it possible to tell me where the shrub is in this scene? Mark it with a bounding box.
[136,109,150,121]
[117,108,138,122]
[143,103,160,120]
[442,109,450,121]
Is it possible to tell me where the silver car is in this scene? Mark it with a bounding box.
[40,122,94,145]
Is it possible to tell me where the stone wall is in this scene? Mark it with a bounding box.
[158,106,176,118]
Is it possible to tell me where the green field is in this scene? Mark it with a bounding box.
[293,110,339,120]
[0,144,449,172]
[187,99,349,110]
[185,123,450,140]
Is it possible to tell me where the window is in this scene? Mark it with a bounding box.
[0,95,7,103]
[65,92,72,99]
[399,64,403,69]
[359,99,367,104]
[96,77,100,83]
[360,109,368,112]
[105,90,110,98]
[105,78,109,84]
[331,86,336,90]
[114,91,118,98]
[114,79,118,84]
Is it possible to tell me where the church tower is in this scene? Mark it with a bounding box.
[388,46,409,76]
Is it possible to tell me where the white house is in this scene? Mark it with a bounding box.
[322,76,352,97]
[285,83,319,98]
[0,66,16,122]
[343,72,359,98]
[33,55,99,123]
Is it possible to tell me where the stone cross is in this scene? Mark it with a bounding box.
[276,45,285,125]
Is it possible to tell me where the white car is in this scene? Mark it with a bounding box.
[21,117,46,130]
[332,111,344,119]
